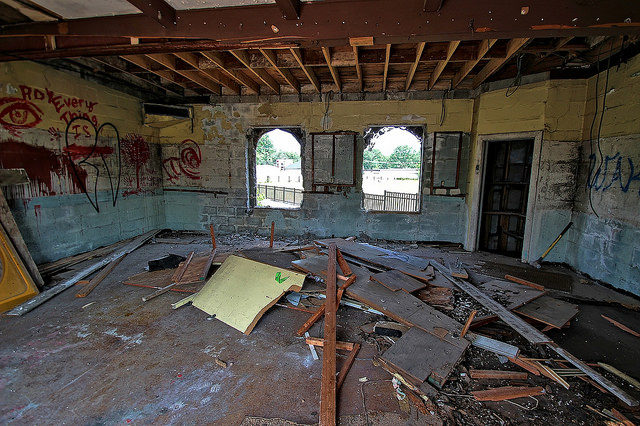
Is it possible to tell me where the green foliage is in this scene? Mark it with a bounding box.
[363,145,420,169]
[257,134,300,165]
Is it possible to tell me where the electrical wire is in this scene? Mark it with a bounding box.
[321,90,333,131]
[506,53,524,97]
[439,88,449,126]
[587,49,601,218]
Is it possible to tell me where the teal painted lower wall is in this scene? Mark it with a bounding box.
[9,190,165,264]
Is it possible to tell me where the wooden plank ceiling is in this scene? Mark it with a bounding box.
[0,0,638,101]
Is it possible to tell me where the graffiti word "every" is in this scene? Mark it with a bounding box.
[19,85,98,126]
[587,152,640,196]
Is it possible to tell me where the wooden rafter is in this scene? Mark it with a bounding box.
[259,48,300,93]
[290,47,321,93]
[451,38,497,88]
[230,49,280,93]
[93,56,184,97]
[146,53,221,94]
[429,40,460,90]
[322,47,341,92]
[383,44,391,91]
[200,51,260,94]
[473,38,530,88]
[353,45,362,91]
[173,52,240,94]
[405,42,426,91]
[121,54,190,92]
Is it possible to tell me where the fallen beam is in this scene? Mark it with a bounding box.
[7,230,159,316]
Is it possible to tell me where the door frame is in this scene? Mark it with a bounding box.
[465,131,542,262]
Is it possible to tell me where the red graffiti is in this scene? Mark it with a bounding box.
[15,84,99,127]
[48,126,62,142]
[0,97,43,136]
[163,139,202,183]
[121,134,151,196]
[0,140,87,196]
[63,143,114,161]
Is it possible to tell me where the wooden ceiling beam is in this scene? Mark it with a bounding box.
[429,40,460,90]
[93,56,184,96]
[125,0,176,29]
[200,50,260,94]
[290,47,320,93]
[383,44,391,91]
[121,54,190,91]
[260,48,300,93]
[274,0,300,20]
[405,42,426,90]
[230,49,280,93]
[472,38,530,88]
[322,46,341,92]
[146,53,221,94]
[451,38,497,88]
[173,51,240,94]
[353,45,363,91]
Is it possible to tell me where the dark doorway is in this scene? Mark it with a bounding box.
[479,139,534,257]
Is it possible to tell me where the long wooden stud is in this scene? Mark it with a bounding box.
[76,254,126,297]
[460,309,477,338]
[269,221,275,248]
[337,343,360,389]
[320,243,337,426]
[429,40,459,89]
[383,44,391,91]
[451,38,497,88]
[322,46,341,91]
[353,45,362,91]
[405,41,425,91]
[290,47,321,93]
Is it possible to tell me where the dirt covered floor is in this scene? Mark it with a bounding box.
[1,231,639,424]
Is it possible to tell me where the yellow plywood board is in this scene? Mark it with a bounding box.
[190,255,306,334]
[0,224,39,313]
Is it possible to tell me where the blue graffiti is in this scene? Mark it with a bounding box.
[587,152,640,195]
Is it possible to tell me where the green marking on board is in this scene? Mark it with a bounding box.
[275,272,289,284]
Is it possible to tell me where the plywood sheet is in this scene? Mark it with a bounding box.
[370,269,427,293]
[514,296,579,329]
[190,255,306,334]
[478,279,545,310]
[381,327,466,388]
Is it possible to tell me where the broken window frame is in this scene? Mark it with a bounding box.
[430,131,463,195]
[310,131,358,192]
[246,126,305,211]
[361,125,425,214]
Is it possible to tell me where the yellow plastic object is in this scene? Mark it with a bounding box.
[0,224,39,313]
[181,255,305,334]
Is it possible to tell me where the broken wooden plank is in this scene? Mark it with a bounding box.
[380,327,466,388]
[375,355,439,401]
[469,370,528,380]
[415,286,454,308]
[505,274,545,291]
[370,269,427,293]
[472,386,544,401]
[532,360,570,389]
[142,251,194,302]
[269,221,275,248]
[514,296,579,329]
[601,314,640,338]
[305,337,355,352]
[7,230,159,316]
[337,343,360,389]
[460,310,477,338]
[597,363,640,390]
[241,247,298,269]
[320,243,337,426]
[430,260,638,407]
[76,254,125,297]
[508,356,541,376]
[479,279,545,310]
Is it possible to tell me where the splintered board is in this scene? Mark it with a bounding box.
[123,269,202,294]
[240,248,299,269]
[187,255,306,334]
[478,279,545,310]
[370,269,428,293]
[380,327,466,388]
[514,296,579,329]
[291,253,329,276]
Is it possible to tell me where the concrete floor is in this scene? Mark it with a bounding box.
[1,233,640,424]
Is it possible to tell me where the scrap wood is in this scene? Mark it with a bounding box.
[479,279,546,310]
[578,376,609,393]
[471,386,544,401]
[415,286,454,308]
[320,243,337,426]
[514,296,579,329]
[430,260,638,407]
[469,370,528,380]
[335,249,352,276]
[178,255,306,334]
[610,408,635,426]
[370,269,427,293]
[142,251,194,302]
[75,254,125,298]
[8,230,159,316]
[305,332,319,360]
[269,221,275,248]
[305,337,356,352]
[374,356,439,402]
[460,310,477,338]
[598,363,640,390]
[601,315,640,338]
[336,343,360,389]
[295,274,356,337]
[209,224,216,249]
[505,274,545,291]
[532,360,570,389]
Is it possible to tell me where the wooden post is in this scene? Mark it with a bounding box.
[320,243,337,426]
[209,224,216,249]
[269,221,275,248]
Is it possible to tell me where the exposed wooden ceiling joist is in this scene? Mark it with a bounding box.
[382,44,391,91]
[405,42,426,90]
[473,38,530,88]
[353,46,362,91]
[173,51,240,94]
[260,48,300,93]
[146,53,221,94]
[230,49,280,94]
[121,54,191,92]
[451,38,497,88]
[429,40,459,90]
[290,47,320,93]
[321,47,341,92]
[200,50,260,94]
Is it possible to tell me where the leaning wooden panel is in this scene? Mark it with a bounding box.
[190,255,306,334]
[0,224,39,313]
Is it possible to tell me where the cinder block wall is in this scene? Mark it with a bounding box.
[0,62,164,263]
[159,100,474,243]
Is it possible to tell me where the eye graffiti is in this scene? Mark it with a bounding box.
[0,97,43,135]
[163,139,202,183]
[64,116,122,212]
